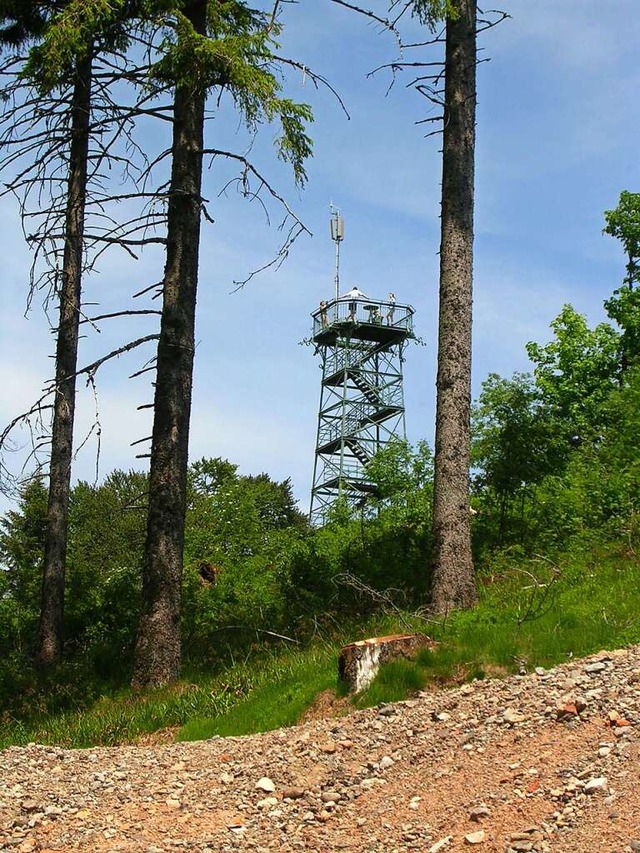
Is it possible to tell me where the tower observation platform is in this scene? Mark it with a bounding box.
[309,293,415,525]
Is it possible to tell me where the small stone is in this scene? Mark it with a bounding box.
[255,777,276,793]
[321,791,342,803]
[469,806,491,821]
[556,702,579,719]
[628,841,640,852]
[429,836,453,853]
[257,796,278,809]
[379,756,394,770]
[319,741,337,754]
[283,787,305,800]
[464,830,485,844]
[583,777,608,794]
[504,709,526,724]
[584,661,607,673]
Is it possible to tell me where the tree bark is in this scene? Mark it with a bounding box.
[430,0,478,614]
[131,0,207,688]
[36,51,92,669]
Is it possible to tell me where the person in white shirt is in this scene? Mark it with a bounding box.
[343,286,367,322]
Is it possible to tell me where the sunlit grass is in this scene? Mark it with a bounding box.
[2,545,640,749]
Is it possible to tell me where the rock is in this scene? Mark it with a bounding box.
[584,777,608,794]
[556,702,579,719]
[464,830,485,844]
[255,777,276,793]
[282,787,305,800]
[469,805,491,821]
[321,791,342,803]
[434,711,451,722]
[379,756,394,770]
[503,709,526,724]
[429,837,453,853]
[257,796,278,809]
[584,661,607,673]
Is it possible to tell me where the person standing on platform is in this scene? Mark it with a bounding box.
[386,292,396,325]
[343,286,367,322]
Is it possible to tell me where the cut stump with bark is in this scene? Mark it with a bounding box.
[338,633,436,694]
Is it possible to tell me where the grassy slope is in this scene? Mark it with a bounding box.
[1,544,638,749]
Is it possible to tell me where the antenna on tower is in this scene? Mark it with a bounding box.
[330,205,344,302]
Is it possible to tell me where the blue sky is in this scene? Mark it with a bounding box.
[1,0,639,516]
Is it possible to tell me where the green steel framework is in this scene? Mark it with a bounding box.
[309,296,415,525]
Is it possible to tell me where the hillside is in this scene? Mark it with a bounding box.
[2,646,640,853]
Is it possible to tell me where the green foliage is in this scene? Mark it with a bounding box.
[411,0,459,28]
[2,540,640,747]
[604,284,640,373]
[0,1,49,48]
[152,1,313,186]
[604,190,640,288]
[525,304,620,440]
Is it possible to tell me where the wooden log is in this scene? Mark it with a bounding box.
[338,633,436,694]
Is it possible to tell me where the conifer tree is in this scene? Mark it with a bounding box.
[131,0,313,687]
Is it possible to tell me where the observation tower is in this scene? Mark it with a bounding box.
[309,213,415,525]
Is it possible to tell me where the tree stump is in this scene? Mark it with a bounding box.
[338,633,435,694]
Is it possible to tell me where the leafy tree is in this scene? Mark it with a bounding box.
[604,191,640,373]
[133,0,313,688]
[0,477,48,649]
[471,372,567,547]
[526,304,620,442]
[604,191,640,289]
[65,470,147,670]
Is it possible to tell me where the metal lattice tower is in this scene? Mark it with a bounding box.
[309,293,415,525]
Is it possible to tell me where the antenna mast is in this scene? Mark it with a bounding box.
[330,207,344,302]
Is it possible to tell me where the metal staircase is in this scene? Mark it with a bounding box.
[309,295,414,524]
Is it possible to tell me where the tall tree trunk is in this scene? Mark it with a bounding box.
[430,0,478,614]
[131,0,207,688]
[36,51,92,669]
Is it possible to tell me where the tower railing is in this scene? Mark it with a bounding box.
[311,297,413,338]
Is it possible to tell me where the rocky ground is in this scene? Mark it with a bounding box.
[2,646,640,852]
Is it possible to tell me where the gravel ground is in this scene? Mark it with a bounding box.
[2,646,640,852]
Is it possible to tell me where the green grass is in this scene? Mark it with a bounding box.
[178,647,336,740]
[351,658,429,709]
[2,544,640,749]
